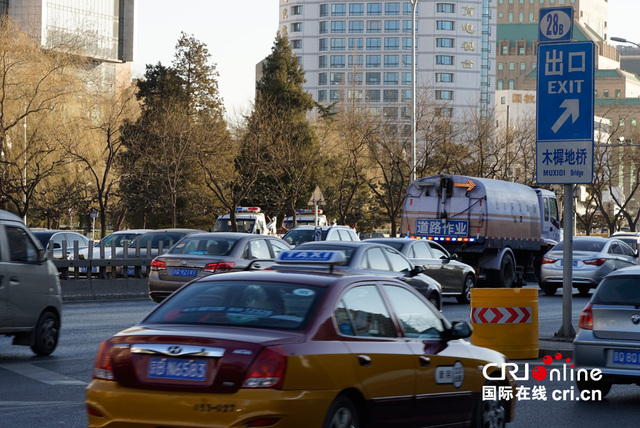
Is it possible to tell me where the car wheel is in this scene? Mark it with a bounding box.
[474,381,507,428]
[30,311,60,356]
[542,284,558,296]
[576,378,611,398]
[577,285,591,296]
[323,395,360,428]
[457,274,474,304]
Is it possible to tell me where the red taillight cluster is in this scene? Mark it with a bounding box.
[93,339,115,380]
[242,346,286,389]
[579,302,593,330]
[583,258,606,266]
[541,256,557,264]
[203,262,235,273]
[150,259,166,271]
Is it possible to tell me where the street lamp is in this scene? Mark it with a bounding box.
[410,0,418,182]
[610,36,640,48]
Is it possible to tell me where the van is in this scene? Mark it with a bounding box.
[0,210,62,355]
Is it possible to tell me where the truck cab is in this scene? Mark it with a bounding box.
[213,207,276,235]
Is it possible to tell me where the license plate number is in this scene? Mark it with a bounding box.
[559,260,578,267]
[148,357,207,381]
[172,268,197,277]
[612,350,640,365]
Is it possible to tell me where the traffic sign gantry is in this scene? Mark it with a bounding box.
[536,41,594,184]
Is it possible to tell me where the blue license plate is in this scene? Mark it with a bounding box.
[172,268,197,277]
[147,357,207,381]
[612,350,640,365]
[559,260,579,267]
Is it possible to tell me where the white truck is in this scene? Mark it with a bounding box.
[213,207,277,235]
[400,174,561,288]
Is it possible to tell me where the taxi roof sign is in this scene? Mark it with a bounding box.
[276,250,346,265]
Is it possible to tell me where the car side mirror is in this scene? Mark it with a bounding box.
[441,320,472,341]
[449,253,458,261]
[411,265,425,276]
[37,248,47,263]
[53,243,62,249]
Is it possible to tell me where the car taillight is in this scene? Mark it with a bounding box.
[93,339,115,380]
[242,346,286,389]
[583,258,606,266]
[541,256,557,264]
[151,259,166,271]
[579,302,593,330]
[203,262,236,273]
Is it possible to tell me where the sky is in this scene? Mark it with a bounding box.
[132,0,638,119]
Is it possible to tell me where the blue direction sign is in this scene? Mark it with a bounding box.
[538,7,574,43]
[536,41,594,184]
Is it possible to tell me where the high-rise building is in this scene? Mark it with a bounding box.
[3,0,134,89]
[279,0,496,121]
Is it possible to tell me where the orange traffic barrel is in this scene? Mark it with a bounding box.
[469,288,538,359]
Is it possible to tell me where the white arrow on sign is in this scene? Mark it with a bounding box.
[551,99,579,133]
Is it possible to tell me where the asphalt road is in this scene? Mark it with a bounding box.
[0,287,638,428]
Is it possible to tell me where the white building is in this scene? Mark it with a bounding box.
[279,0,496,121]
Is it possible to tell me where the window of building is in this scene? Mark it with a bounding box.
[367,3,383,15]
[320,21,328,33]
[401,89,411,101]
[383,107,398,117]
[518,46,525,55]
[436,72,454,82]
[529,12,534,22]
[320,4,329,17]
[520,62,526,70]
[519,12,524,22]
[633,118,637,127]
[367,38,382,50]
[402,54,412,67]
[366,72,381,85]
[385,3,401,15]
[350,3,365,15]
[319,73,327,85]
[604,89,609,97]
[331,55,346,68]
[402,20,414,33]
[330,72,345,85]
[616,89,621,98]
[349,38,364,50]
[508,79,514,89]
[319,38,328,51]
[502,45,508,55]
[367,20,382,33]
[385,37,400,50]
[403,37,413,50]
[350,21,364,33]
[292,5,303,15]
[348,72,363,84]
[347,89,363,100]
[508,12,513,22]
[366,89,381,101]
[498,62,503,70]
[384,55,399,67]
[332,21,346,33]
[403,2,418,15]
[437,20,454,30]
[401,107,410,118]
[292,22,303,32]
[348,55,363,66]
[366,55,381,67]
[384,89,399,102]
[497,80,503,90]
[385,20,400,32]
[436,3,455,13]
[331,38,346,50]
[292,40,302,49]
[318,89,327,101]
[532,62,536,70]
[401,72,411,84]
[509,62,514,70]
[330,89,343,101]
[436,90,453,100]
[436,55,454,65]
[331,4,347,16]
[436,38,454,48]
[594,89,598,98]
[319,56,327,68]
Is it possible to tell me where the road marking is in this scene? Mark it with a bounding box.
[0,363,87,386]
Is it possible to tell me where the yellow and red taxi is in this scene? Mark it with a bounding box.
[86,250,516,428]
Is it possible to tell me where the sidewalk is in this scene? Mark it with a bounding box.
[538,335,574,359]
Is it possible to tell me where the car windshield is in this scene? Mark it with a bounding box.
[99,233,140,247]
[213,219,255,233]
[169,237,236,256]
[592,276,640,306]
[32,232,54,247]
[283,229,328,246]
[131,233,186,249]
[552,240,605,252]
[144,280,324,330]
[371,240,404,251]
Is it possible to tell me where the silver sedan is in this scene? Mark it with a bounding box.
[539,236,638,296]
[574,266,640,397]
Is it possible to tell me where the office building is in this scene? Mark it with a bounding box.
[279,0,496,121]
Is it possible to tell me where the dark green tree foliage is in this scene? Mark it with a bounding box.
[246,33,321,224]
[118,33,227,228]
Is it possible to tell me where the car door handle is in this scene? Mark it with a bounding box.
[357,355,372,367]
[253,263,261,269]
[9,276,19,286]
[419,356,431,367]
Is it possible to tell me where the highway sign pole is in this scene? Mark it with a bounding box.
[536,7,593,339]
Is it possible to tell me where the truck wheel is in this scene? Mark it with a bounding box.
[497,255,515,288]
